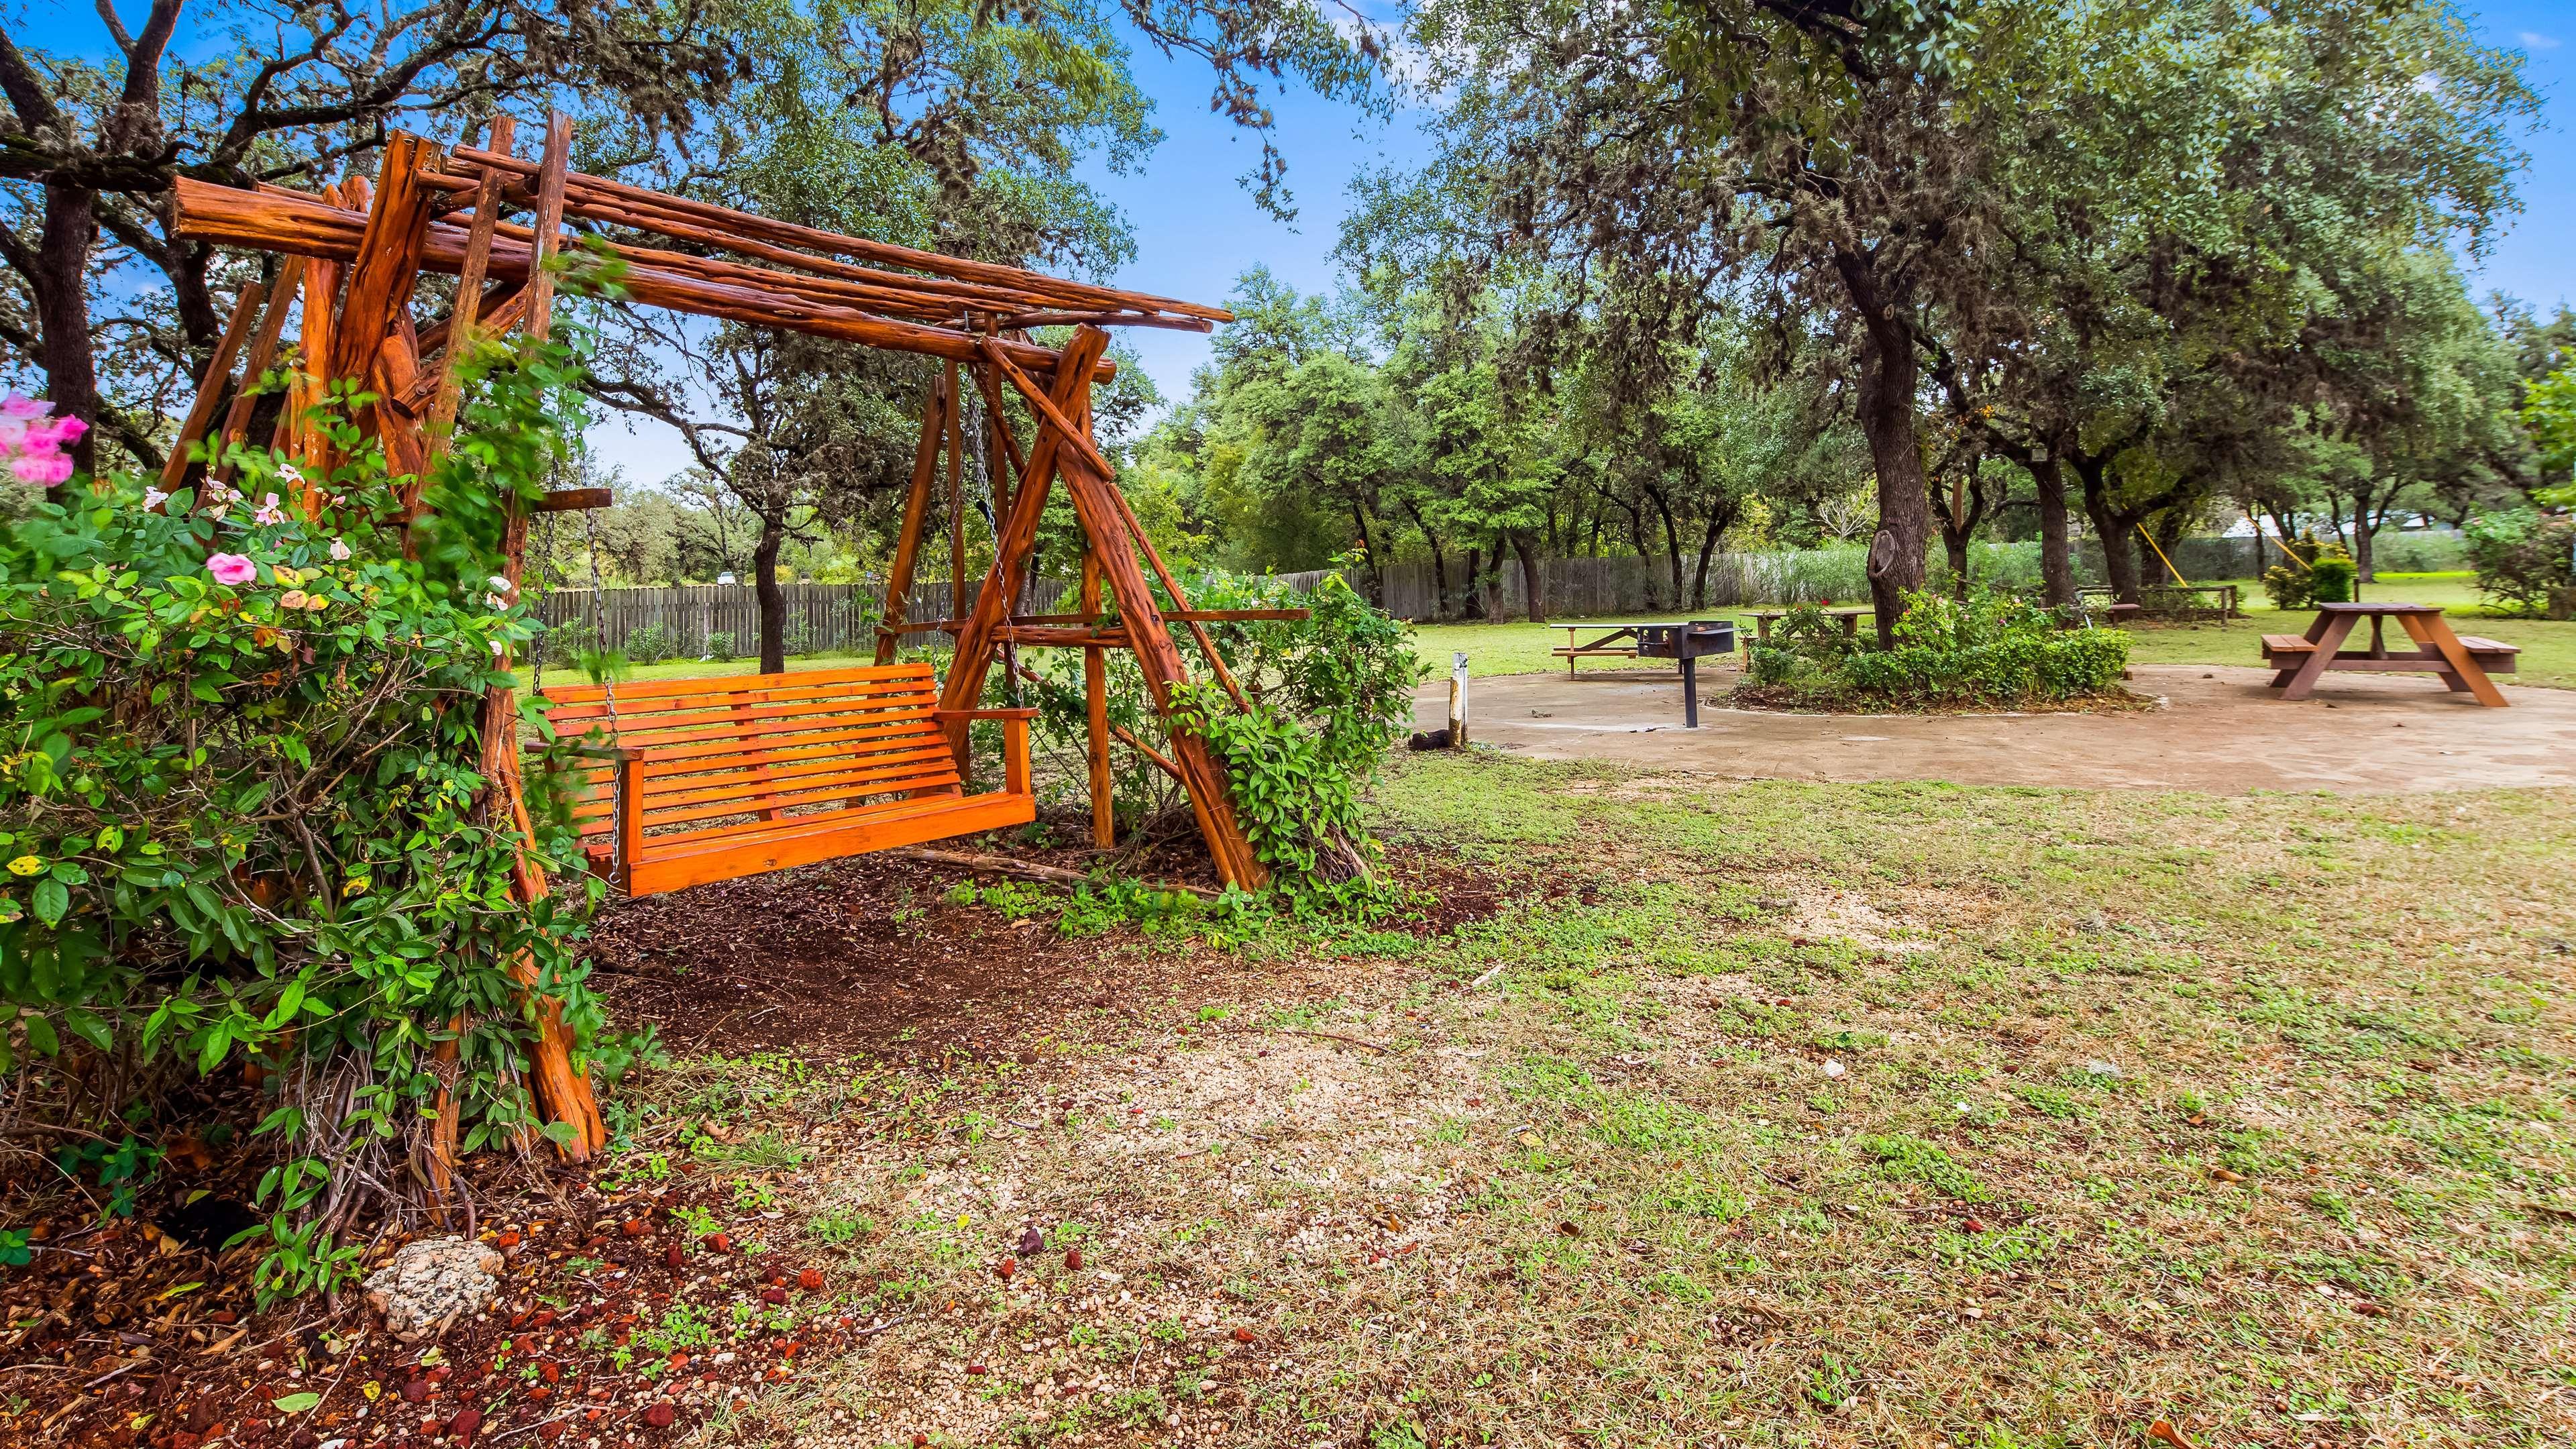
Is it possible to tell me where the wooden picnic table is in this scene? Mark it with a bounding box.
[1743,605,1876,645]
[2260,602,2517,708]
[1552,620,1733,676]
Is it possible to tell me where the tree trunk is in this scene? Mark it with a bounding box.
[1511,531,1545,622]
[1461,544,1485,619]
[1646,485,1684,606]
[2027,455,2074,609]
[1350,501,1388,611]
[1835,252,1932,647]
[1402,498,1449,619]
[755,515,786,674]
[34,182,103,479]
[2072,457,2145,604]
[1943,522,1972,600]
[1690,502,1735,609]
[2351,492,2379,582]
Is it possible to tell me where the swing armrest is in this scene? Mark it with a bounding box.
[933,710,1036,796]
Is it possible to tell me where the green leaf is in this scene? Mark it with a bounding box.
[62,1006,111,1052]
[30,877,68,926]
[23,1012,59,1057]
[272,1393,321,1415]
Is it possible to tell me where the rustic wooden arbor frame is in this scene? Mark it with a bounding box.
[170,113,1277,1163]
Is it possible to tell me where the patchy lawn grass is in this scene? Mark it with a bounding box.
[600,756,2576,1448]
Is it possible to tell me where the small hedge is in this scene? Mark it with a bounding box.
[1743,590,2131,709]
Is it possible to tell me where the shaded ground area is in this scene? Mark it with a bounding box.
[585,845,1527,1062]
[1417,663,2576,792]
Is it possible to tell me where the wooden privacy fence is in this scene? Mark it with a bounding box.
[540,536,2280,653]
[537,578,1076,658]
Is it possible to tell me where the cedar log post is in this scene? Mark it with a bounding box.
[971,329,1267,889]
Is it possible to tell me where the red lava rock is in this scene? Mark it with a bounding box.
[508,1311,529,1328]
[760,1288,787,1305]
[537,1425,566,1442]
[1232,1328,1255,1343]
[1064,1249,1083,1271]
[171,1436,201,1449]
[538,1361,559,1384]
[780,1340,802,1358]
[665,1244,685,1269]
[402,1380,432,1403]
[429,1366,453,1383]
[422,1417,445,1436]
[621,1220,648,1238]
[211,1309,237,1325]
[1964,1217,1988,1234]
[914,1436,930,1449]
[449,1407,484,1440]
[643,1403,676,1429]
[704,1232,731,1254]
[532,1309,556,1328]
[996,1256,1016,1280]
[797,1268,823,1291]
[668,1353,689,1372]
[965,1363,989,1375]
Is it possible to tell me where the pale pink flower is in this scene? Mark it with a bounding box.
[143,487,170,511]
[328,539,352,561]
[253,493,286,526]
[13,453,72,485]
[207,553,258,586]
[0,392,45,421]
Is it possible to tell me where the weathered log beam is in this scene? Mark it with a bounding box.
[173,176,1112,379]
[446,146,1232,324]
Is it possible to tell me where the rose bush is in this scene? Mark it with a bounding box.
[0,345,625,1301]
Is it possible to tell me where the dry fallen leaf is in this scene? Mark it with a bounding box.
[2147,1419,2198,1449]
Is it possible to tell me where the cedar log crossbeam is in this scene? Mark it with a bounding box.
[170,119,1270,1162]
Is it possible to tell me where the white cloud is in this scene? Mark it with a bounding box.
[2521,31,2562,50]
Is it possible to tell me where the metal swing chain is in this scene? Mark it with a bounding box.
[962,381,1022,710]
[578,496,621,733]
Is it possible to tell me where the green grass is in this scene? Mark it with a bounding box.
[1414,572,2576,688]
[614,756,2576,1447]
[523,571,2576,692]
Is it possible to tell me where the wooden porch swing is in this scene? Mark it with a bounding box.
[169,110,1295,1159]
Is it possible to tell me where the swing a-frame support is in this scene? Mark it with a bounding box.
[171,117,1271,1163]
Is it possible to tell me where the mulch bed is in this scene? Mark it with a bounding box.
[3,830,1528,1448]
[4,1171,874,1449]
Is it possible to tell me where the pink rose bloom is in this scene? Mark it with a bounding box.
[11,453,72,485]
[0,392,45,422]
[206,553,258,586]
[50,415,84,445]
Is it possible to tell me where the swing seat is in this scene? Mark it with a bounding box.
[539,663,1034,897]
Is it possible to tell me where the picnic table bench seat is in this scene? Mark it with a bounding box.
[539,662,1034,896]
[2261,632,2518,672]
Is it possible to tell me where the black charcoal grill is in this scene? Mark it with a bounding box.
[1632,619,1736,727]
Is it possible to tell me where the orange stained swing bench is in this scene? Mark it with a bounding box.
[539,662,1034,898]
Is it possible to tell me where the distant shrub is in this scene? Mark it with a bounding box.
[2367,528,2465,574]
[1739,588,2130,709]
[2308,551,2357,604]
[625,621,673,665]
[2464,508,2575,619]
[703,630,735,662]
[2262,533,2355,610]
